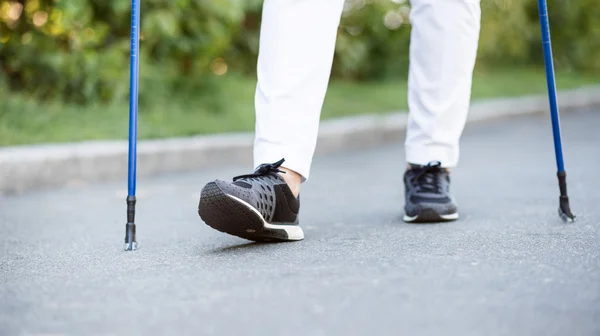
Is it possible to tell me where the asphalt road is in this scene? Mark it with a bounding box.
[1,108,599,336]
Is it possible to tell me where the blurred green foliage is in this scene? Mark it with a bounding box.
[1,0,599,105]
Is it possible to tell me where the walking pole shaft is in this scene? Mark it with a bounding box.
[537,0,565,173]
[536,0,575,222]
[125,0,141,250]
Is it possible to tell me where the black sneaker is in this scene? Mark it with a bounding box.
[403,161,459,223]
[198,158,303,242]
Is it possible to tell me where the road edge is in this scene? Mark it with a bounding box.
[1,86,599,194]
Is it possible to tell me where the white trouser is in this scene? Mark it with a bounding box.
[253,0,481,180]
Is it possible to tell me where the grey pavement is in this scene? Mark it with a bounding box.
[1,108,599,336]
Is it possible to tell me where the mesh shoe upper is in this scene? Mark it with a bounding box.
[403,161,457,216]
[214,159,300,224]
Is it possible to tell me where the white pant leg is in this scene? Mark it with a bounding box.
[405,0,481,168]
[253,0,345,181]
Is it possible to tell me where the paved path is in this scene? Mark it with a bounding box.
[1,108,599,336]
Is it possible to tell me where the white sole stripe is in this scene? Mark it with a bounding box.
[225,194,304,240]
[403,212,459,222]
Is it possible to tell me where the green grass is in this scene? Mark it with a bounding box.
[1,67,598,146]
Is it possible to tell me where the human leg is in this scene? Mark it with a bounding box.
[403,0,481,222]
[198,0,345,240]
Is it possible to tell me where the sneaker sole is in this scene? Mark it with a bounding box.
[198,182,304,242]
[403,209,459,223]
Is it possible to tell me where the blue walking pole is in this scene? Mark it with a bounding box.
[124,0,141,250]
[537,0,575,222]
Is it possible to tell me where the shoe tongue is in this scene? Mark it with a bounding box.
[409,161,442,170]
[272,173,286,183]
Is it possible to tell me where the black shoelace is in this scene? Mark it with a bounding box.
[233,158,286,181]
[409,162,444,194]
